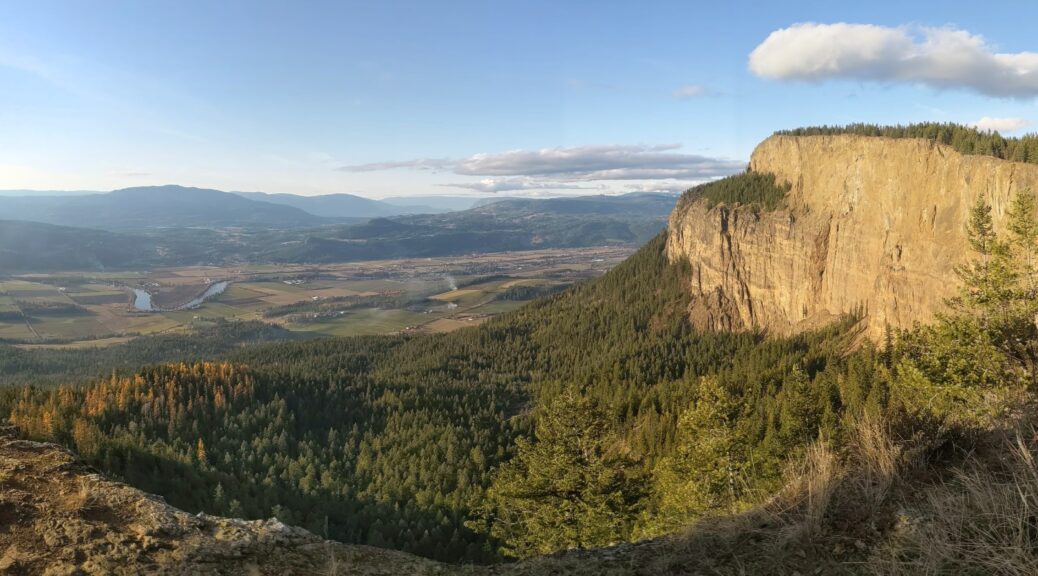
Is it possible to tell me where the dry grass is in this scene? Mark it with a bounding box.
[636,418,913,575]
[775,441,842,537]
[681,416,1038,576]
[60,477,99,514]
[850,417,903,511]
[873,431,1038,576]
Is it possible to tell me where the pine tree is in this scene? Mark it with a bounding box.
[953,196,1016,326]
[472,391,647,558]
[647,376,750,535]
[1003,188,1038,378]
[1007,188,1038,298]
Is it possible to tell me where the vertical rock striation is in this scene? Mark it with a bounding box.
[667,134,1038,340]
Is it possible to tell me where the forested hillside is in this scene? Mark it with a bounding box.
[0,321,302,387]
[0,220,161,271]
[8,184,1038,573]
[4,233,872,562]
[271,195,669,263]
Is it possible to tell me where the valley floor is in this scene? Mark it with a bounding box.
[0,246,632,347]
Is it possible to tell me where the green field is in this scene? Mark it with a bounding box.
[1,246,631,347]
[289,309,431,336]
[0,295,19,314]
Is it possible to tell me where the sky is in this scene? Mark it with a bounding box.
[2,1,1038,198]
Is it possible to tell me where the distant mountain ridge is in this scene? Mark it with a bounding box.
[473,192,680,216]
[0,187,495,227]
[0,186,678,231]
[0,189,682,271]
[0,185,332,230]
[383,195,487,212]
[275,192,677,262]
[236,191,442,218]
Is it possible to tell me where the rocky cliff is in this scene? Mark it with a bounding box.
[667,134,1038,340]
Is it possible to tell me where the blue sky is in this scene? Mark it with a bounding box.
[2,1,1037,197]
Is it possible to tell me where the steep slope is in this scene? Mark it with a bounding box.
[4,234,863,563]
[667,134,1038,340]
[0,422,737,575]
[0,373,879,576]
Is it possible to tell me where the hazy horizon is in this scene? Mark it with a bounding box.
[0,185,682,201]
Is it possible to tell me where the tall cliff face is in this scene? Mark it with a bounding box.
[667,134,1038,340]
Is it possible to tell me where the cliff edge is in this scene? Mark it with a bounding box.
[0,426,449,575]
[667,134,1038,340]
[0,426,679,575]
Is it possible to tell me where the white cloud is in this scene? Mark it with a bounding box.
[749,23,1038,98]
[339,158,452,172]
[441,178,599,194]
[452,144,741,181]
[672,84,707,99]
[969,116,1031,132]
[625,180,698,195]
[341,144,744,193]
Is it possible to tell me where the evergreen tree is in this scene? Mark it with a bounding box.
[1007,188,1038,296]
[952,196,1016,328]
[0,232,878,563]
[776,123,1038,167]
[473,391,647,558]
[648,377,750,534]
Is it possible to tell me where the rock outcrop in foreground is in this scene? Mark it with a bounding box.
[667,134,1038,340]
[0,427,447,575]
[0,427,674,575]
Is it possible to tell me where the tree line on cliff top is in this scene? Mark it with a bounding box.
[779,122,1038,165]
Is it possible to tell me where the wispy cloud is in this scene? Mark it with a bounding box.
[451,144,739,181]
[339,158,453,172]
[0,48,52,80]
[441,178,601,194]
[624,180,698,195]
[342,144,744,193]
[749,23,1038,98]
[672,84,708,99]
[969,116,1031,132]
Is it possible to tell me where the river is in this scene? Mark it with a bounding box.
[132,281,230,312]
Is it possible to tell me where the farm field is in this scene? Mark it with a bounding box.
[1,246,634,348]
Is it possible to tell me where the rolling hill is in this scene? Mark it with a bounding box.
[236,191,438,218]
[0,220,161,271]
[0,191,680,271]
[0,185,334,230]
[271,191,678,262]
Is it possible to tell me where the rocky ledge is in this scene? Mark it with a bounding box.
[0,426,448,575]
